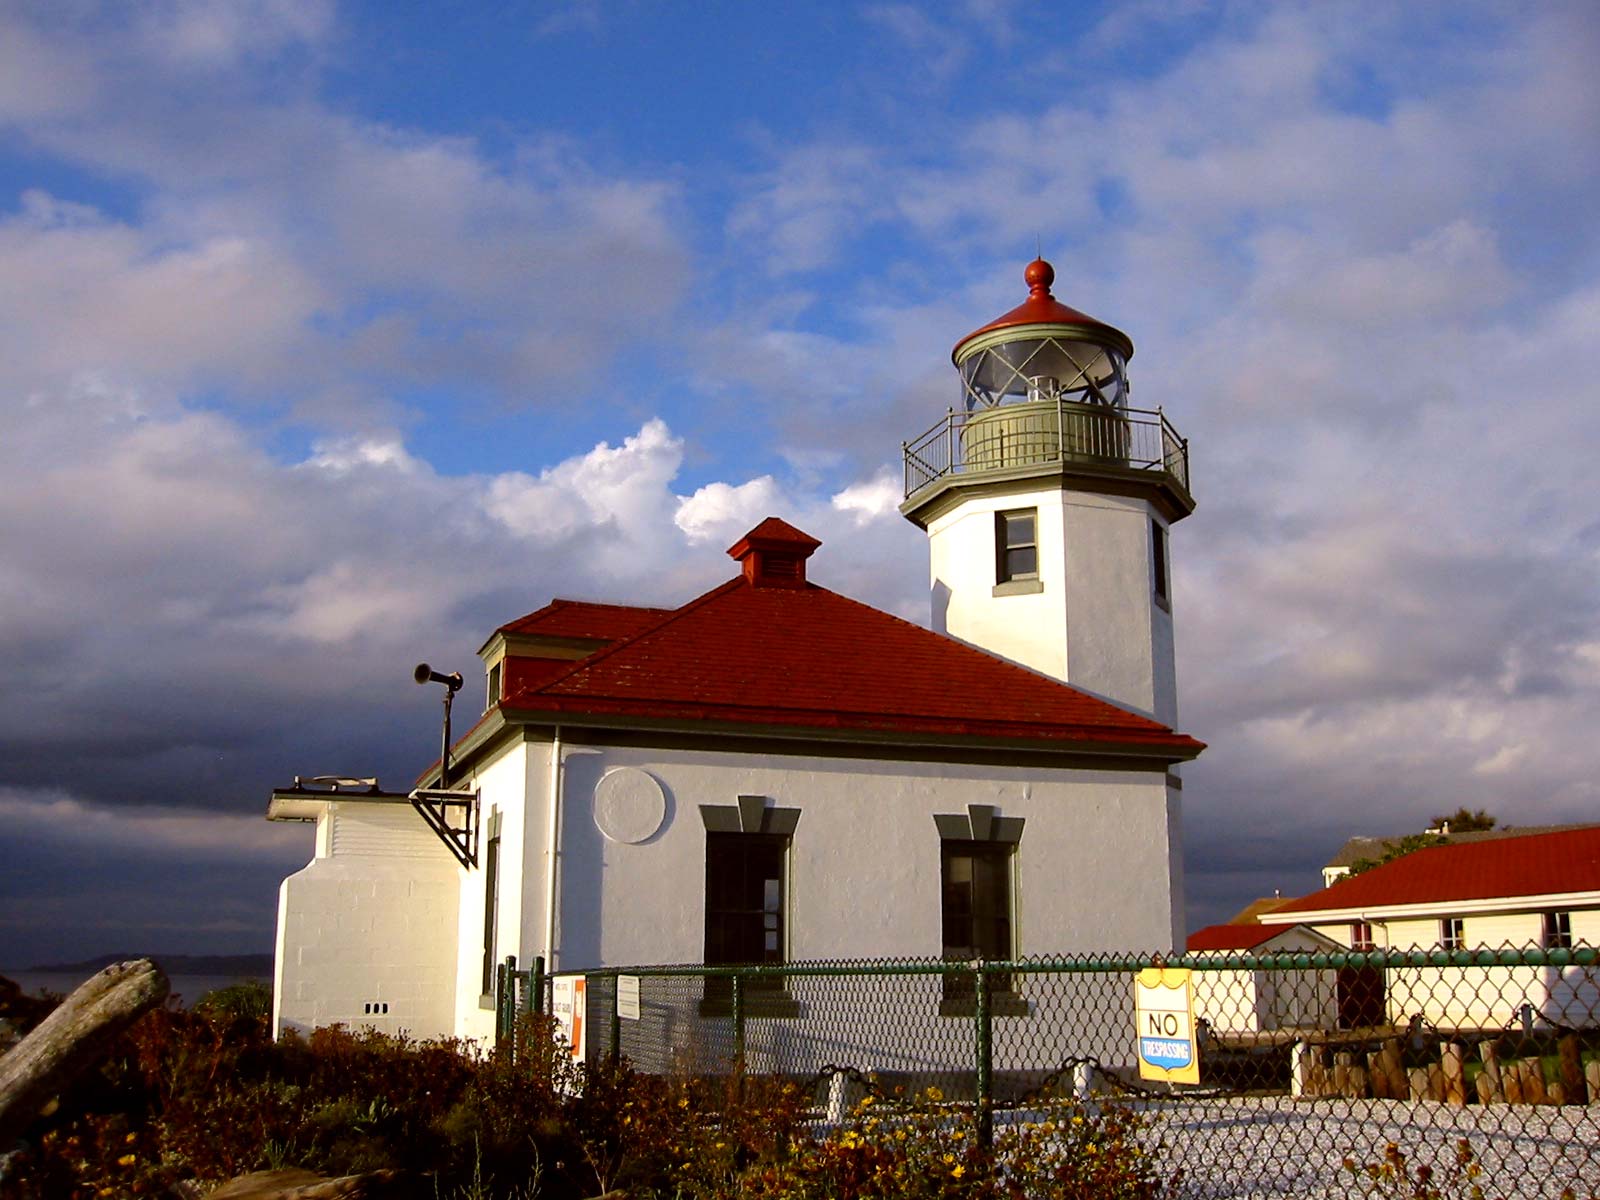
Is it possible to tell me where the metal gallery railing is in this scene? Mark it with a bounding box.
[902,400,1189,500]
[500,947,1600,1199]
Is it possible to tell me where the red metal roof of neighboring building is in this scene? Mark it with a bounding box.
[496,522,1204,755]
[1187,923,1308,952]
[1275,826,1600,915]
[497,598,673,641]
[952,258,1133,362]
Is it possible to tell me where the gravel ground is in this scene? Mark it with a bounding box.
[1102,1096,1600,1198]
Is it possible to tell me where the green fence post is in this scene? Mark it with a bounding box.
[731,972,746,1063]
[493,958,508,1047]
[501,954,517,1050]
[974,963,993,1151]
[531,955,545,1018]
[610,975,623,1067]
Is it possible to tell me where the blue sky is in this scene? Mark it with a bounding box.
[1,0,1597,967]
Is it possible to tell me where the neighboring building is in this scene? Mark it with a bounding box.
[1272,826,1600,1031]
[1319,823,1596,888]
[1185,923,1341,1036]
[267,260,1204,1047]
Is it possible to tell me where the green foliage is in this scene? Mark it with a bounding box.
[1427,808,1496,833]
[2,1007,1170,1200]
[193,979,272,1024]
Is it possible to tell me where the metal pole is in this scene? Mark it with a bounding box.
[974,964,993,1151]
[731,972,745,1064]
[439,688,454,789]
[531,955,546,1018]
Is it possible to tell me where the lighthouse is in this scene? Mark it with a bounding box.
[900,259,1194,725]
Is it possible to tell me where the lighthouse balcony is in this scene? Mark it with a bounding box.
[901,399,1192,518]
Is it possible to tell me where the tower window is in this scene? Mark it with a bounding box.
[1350,921,1374,951]
[995,509,1038,583]
[486,661,502,708]
[1151,519,1170,609]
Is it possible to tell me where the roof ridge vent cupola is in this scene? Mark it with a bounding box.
[727,517,821,588]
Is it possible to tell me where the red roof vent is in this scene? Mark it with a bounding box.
[726,517,821,588]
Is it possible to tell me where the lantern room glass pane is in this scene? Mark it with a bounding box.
[961,338,1126,412]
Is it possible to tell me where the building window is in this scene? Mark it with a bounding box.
[479,822,501,997]
[1350,921,1374,951]
[942,839,1012,963]
[1543,911,1573,950]
[486,661,502,708]
[704,832,787,1003]
[1151,519,1170,608]
[995,509,1038,583]
[1440,917,1465,951]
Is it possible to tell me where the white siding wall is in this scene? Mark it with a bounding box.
[273,803,460,1039]
[1309,908,1600,1030]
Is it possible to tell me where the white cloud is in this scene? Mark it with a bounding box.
[675,477,785,544]
[831,467,901,525]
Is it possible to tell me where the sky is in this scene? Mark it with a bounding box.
[1,0,1597,968]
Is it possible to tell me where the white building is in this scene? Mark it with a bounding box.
[267,260,1204,1044]
[1184,922,1342,1037]
[1270,826,1600,1031]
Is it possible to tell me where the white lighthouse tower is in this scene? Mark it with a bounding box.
[900,259,1194,725]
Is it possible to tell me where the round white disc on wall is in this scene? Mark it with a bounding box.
[592,767,667,844]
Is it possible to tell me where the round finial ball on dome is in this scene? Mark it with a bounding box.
[1024,258,1055,292]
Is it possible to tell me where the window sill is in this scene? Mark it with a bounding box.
[992,578,1043,597]
[938,994,1032,1019]
[697,994,804,1020]
[1154,591,1171,614]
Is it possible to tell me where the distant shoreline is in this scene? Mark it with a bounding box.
[10,952,273,976]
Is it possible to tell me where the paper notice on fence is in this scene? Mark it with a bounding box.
[552,975,587,1062]
[1134,967,1199,1085]
[617,975,641,1020]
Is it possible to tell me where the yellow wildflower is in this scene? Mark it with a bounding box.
[117,1154,137,1167]
[951,1164,966,1179]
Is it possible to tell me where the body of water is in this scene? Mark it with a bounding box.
[6,971,270,1007]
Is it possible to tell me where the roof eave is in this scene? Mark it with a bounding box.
[494,702,1202,765]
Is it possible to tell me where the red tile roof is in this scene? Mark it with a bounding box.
[1276,826,1600,915]
[1187,923,1308,952]
[497,526,1204,754]
[498,599,672,642]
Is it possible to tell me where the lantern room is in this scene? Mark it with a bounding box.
[953,258,1132,413]
[901,258,1192,524]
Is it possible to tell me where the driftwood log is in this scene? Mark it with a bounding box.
[0,958,169,1149]
[206,1168,411,1199]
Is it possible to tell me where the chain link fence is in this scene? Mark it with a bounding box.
[497,947,1600,1197]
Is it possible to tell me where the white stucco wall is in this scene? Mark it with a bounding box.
[926,485,1177,724]
[450,741,531,1045]
[273,802,460,1039]
[484,737,1183,1076]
